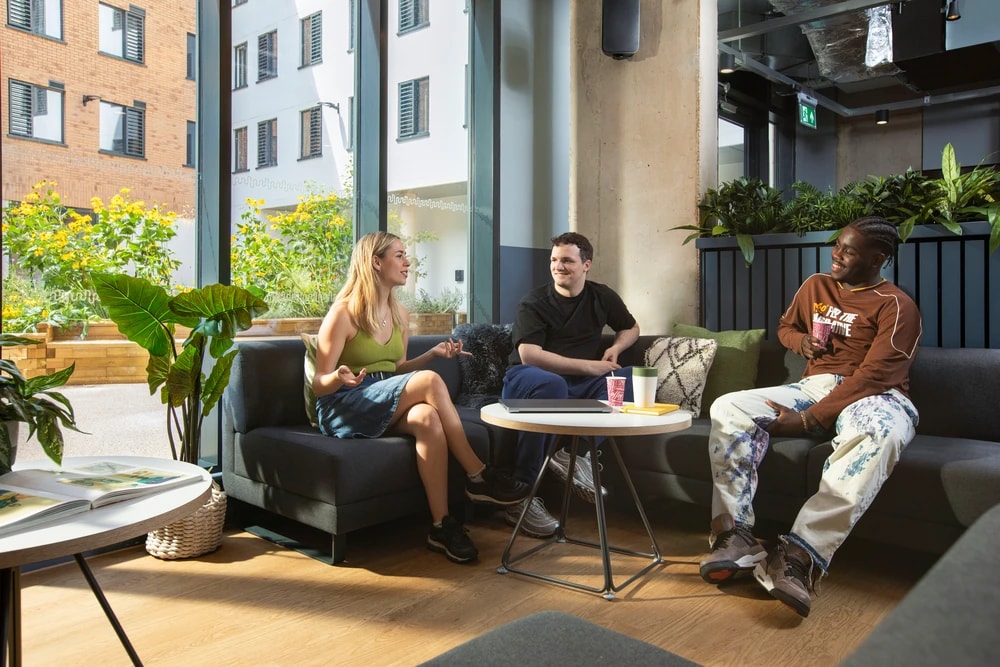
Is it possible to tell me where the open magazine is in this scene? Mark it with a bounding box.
[0,461,202,537]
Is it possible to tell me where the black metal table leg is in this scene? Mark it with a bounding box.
[73,554,143,667]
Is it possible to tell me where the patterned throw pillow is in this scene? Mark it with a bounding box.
[644,336,719,416]
[301,333,319,428]
[452,322,513,408]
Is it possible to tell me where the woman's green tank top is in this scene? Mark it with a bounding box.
[338,326,403,374]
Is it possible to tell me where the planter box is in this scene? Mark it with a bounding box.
[237,317,323,337]
[408,313,455,336]
[696,221,998,348]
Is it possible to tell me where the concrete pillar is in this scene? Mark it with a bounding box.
[569,0,715,335]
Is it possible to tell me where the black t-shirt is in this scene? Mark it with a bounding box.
[508,281,637,365]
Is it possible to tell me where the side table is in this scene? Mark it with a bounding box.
[0,456,212,667]
[480,403,692,600]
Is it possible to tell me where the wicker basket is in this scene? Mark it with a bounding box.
[146,481,227,559]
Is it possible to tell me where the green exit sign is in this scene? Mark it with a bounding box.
[799,102,817,129]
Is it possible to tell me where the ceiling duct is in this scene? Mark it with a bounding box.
[767,0,902,84]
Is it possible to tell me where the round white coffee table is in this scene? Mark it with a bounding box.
[480,402,692,599]
[0,456,212,666]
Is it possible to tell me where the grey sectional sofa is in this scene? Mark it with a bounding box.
[222,329,1000,563]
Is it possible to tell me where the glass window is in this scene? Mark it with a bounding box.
[233,0,247,5]
[233,42,247,89]
[234,126,248,172]
[185,120,196,166]
[186,32,196,80]
[257,118,277,167]
[7,0,62,40]
[99,100,145,157]
[397,77,429,140]
[301,12,322,66]
[8,79,64,143]
[300,106,322,159]
[398,0,428,34]
[387,4,469,322]
[347,0,355,51]
[257,30,277,81]
[718,117,744,183]
[346,95,354,152]
[98,3,145,64]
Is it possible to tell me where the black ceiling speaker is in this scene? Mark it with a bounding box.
[602,0,640,60]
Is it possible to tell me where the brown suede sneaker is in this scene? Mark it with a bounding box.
[753,543,814,617]
[699,513,767,583]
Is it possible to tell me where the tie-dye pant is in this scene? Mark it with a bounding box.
[708,374,919,574]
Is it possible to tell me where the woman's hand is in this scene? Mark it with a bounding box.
[336,365,367,387]
[431,338,473,360]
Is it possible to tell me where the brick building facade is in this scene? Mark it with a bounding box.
[2,0,196,214]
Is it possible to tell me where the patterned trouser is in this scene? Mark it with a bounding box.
[708,374,919,573]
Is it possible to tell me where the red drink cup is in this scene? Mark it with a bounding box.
[813,319,832,347]
[606,376,626,407]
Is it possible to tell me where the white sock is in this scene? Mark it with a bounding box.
[468,465,486,483]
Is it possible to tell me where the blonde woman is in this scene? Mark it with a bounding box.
[313,232,527,563]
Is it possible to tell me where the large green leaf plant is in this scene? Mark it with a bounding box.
[0,335,81,473]
[91,273,268,465]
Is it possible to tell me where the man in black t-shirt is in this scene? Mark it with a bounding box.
[501,232,640,538]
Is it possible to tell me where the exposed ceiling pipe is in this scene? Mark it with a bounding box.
[717,0,908,44]
[717,41,1000,117]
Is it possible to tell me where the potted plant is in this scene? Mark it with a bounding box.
[91,272,268,558]
[399,287,464,335]
[0,334,82,474]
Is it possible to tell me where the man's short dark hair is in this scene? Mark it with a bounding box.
[848,216,899,267]
[551,232,593,263]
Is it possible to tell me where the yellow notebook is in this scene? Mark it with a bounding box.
[620,403,680,416]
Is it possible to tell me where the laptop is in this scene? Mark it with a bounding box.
[498,398,613,413]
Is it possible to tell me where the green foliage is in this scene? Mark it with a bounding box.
[230,187,353,318]
[675,143,1000,264]
[1,181,181,332]
[0,335,82,471]
[397,287,464,313]
[91,272,268,465]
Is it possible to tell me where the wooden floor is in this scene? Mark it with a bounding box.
[17,500,937,666]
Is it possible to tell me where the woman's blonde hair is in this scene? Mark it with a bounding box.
[335,231,404,334]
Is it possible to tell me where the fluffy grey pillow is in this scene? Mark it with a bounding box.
[644,336,719,416]
[452,323,513,408]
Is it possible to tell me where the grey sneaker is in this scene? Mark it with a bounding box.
[753,543,815,617]
[699,514,766,583]
[547,448,607,504]
[504,497,559,538]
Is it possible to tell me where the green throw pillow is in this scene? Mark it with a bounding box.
[672,324,765,417]
[301,333,319,428]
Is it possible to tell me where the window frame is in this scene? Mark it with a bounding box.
[257,30,277,82]
[256,118,277,168]
[186,32,196,80]
[233,41,248,89]
[185,120,196,167]
[300,12,322,67]
[398,0,429,35]
[7,78,65,144]
[299,106,323,160]
[6,0,62,40]
[98,3,145,65]
[233,125,248,173]
[99,99,145,158]
[397,76,429,141]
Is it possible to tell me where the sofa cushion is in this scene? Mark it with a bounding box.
[673,324,765,416]
[645,336,718,416]
[452,322,512,408]
[301,333,320,428]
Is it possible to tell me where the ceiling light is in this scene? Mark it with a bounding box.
[946,1,961,21]
[719,52,736,75]
[875,109,889,125]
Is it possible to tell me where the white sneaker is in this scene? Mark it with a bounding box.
[504,497,559,538]
[547,448,607,504]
